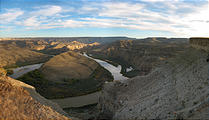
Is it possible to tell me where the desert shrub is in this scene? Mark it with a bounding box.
[0,68,7,76]
[6,69,13,76]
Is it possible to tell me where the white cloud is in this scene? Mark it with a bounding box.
[62,20,85,28]
[78,1,209,37]
[141,0,179,2]
[98,2,144,18]
[14,5,66,28]
[31,5,62,17]
[0,9,24,24]
[23,17,40,27]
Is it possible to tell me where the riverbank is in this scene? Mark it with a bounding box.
[83,53,128,81]
[9,63,43,79]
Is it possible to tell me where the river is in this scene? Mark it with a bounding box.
[9,63,43,79]
[83,53,128,81]
[9,53,128,108]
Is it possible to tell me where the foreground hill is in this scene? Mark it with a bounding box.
[41,52,102,80]
[0,74,76,119]
[19,51,113,99]
[0,43,50,68]
[97,46,208,119]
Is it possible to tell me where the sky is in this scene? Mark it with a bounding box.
[0,0,209,38]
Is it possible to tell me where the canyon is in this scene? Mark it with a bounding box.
[0,37,208,120]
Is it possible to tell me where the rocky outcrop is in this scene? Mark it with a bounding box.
[67,41,100,50]
[190,37,209,52]
[0,76,76,120]
[97,48,208,119]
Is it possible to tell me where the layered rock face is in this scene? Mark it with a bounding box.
[0,76,73,120]
[98,48,208,119]
[0,37,131,54]
[53,41,97,50]
[190,37,209,52]
[1,39,100,55]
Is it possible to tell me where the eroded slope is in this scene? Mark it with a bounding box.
[84,38,188,77]
[98,48,209,119]
[0,76,73,120]
[0,43,50,68]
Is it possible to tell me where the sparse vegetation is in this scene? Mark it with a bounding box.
[6,69,13,76]
[0,68,7,76]
[193,101,198,105]
[18,64,113,99]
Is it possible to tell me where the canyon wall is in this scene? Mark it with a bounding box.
[190,37,209,52]
[97,43,208,119]
[85,38,188,77]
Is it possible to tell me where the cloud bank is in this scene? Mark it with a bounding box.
[0,0,208,37]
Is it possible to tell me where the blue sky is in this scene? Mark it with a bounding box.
[0,0,208,38]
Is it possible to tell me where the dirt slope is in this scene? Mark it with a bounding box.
[0,76,77,120]
[41,51,99,81]
[0,43,50,68]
